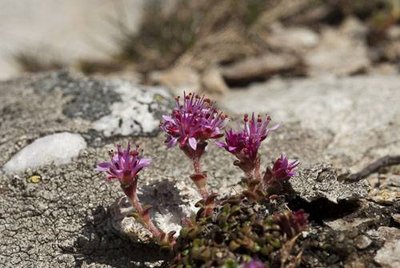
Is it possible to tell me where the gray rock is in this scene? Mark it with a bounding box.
[392,214,400,225]
[0,0,143,80]
[264,23,320,53]
[324,218,374,232]
[222,75,400,172]
[0,71,172,168]
[221,52,301,82]
[3,132,86,173]
[149,66,201,95]
[0,71,175,267]
[354,235,372,250]
[367,172,400,205]
[305,17,370,76]
[291,163,368,203]
[369,189,400,205]
[109,180,201,245]
[371,227,400,268]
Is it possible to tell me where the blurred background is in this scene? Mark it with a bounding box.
[1,0,400,94]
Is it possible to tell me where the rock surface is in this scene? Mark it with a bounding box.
[305,17,370,76]
[0,71,399,267]
[222,75,400,172]
[0,71,178,267]
[371,227,400,268]
[149,66,201,95]
[291,163,368,203]
[264,23,320,53]
[0,0,143,80]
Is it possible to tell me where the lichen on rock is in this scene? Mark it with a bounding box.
[290,163,369,203]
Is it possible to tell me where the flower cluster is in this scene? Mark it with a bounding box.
[218,113,278,164]
[271,154,299,181]
[160,92,226,152]
[263,154,299,192]
[217,113,279,180]
[160,92,227,201]
[96,144,151,187]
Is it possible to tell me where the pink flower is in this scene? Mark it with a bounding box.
[96,143,151,187]
[271,154,299,181]
[292,210,308,227]
[242,259,265,268]
[160,92,227,151]
[217,113,279,164]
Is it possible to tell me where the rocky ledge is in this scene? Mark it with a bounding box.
[0,71,399,267]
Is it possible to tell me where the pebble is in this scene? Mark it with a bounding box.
[354,235,372,250]
[392,214,400,225]
[369,189,400,205]
[374,227,400,268]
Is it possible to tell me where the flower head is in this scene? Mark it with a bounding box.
[96,143,151,186]
[271,154,299,181]
[160,92,227,151]
[242,259,265,268]
[217,113,279,164]
[292,210,308,227]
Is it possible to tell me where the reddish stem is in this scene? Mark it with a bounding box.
[254,156,262,181]
[193,157,201,174]
[130,192,162,238]
[181,142,214,215]
[192,158,209,200]
[122,180,164,241]
[244,169,254,181]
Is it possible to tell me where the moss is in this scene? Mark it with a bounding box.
[171,194,306,267]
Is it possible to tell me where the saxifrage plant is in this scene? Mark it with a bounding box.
[97,92,307,267]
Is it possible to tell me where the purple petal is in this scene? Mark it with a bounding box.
[228,145,238,151]
[96,162,112,171]
[110,168,123,178]
[131,157,151,175]
[188,137,197,150]
[269,123,280,131]
[162,115,174,122]
[291,160,300,168]
[166,137,178,148]
[139,158,152,168]
[215,141,227,148]
[242,259,265,268]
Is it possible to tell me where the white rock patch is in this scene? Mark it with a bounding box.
[3,132,86,173]
[92,83,169,137]
[154,212,183,236]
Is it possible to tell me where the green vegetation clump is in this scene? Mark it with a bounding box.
[173,195,306,267]
[115,0,270,72]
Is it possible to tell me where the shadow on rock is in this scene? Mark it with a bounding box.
[139,179,189,225]
[69,205,169,267]
[288,196,361,224]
